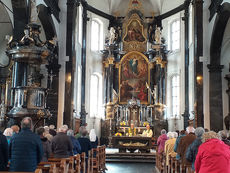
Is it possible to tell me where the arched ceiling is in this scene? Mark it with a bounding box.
[107,0,165,16]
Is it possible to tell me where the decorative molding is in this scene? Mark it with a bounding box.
[207,64,224,72]
[108,57,115,65]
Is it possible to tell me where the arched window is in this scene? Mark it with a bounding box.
[171,75,180,117]
[91,19,103,51]
[170,20,180,51]
[90,73,103,118]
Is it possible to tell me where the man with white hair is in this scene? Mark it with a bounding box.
[51,125,73,158]
[177,126,196,166]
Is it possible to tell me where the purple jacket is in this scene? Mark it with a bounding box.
[157,134,168,153]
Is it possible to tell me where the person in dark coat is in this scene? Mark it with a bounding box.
[0,130,9,171]
[51,125,73,158]
[49,125,57,137]
[36,127,52,162]
[67,129,81,155]
[177,126,196,165]
[186,127,205,171]
[174,130,186,160]
[9,117,43,172]
[78,129,92,157]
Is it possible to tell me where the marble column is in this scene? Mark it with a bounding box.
[207,64,224,131]
[103,62,109,105]
[183,1,190,128]
[80,5,88,126]
[193,0,204,127]
[149,62,155,105]
[108,57,115,103]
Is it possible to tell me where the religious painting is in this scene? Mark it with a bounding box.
[122,13,147,52]
[119,51,149,104]
[124,19,146,43]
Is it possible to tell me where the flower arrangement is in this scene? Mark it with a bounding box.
[115,133,122,136]
[120,121,126,126]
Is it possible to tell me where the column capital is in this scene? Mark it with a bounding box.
[103,61,109,68]
[207,64,224,72]
[108,57,115,65]
[115,63,119,69]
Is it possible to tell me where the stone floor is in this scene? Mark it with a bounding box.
[106,163,157,173]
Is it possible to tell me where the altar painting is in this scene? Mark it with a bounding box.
[124,19,146,43]
[119,51,149,104]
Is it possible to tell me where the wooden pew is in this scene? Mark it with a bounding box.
[87,150,93,173]
[92,148,100,173]
[71,155,81,173]
[48,158,68,173]
[35,169,43,173]
[80,153,86,173]
[185,163,193,173]
[38,162,59,173]
[100,146,106,172]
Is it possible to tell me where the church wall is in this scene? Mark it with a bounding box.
[83,2,110,138]
[161,0,185,131]
[221,18,230,129]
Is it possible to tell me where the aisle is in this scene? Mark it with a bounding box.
[106,163,156,173]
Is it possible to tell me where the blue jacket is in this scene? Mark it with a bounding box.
[9,128,43,172]
[0,131,8,171]
[78,137,92,157]
[70,136,81,155]
[174,134,186,160]
[186,138,202,170]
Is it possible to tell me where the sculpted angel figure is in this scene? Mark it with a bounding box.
[155,27,161,44]
[109,27,116,45]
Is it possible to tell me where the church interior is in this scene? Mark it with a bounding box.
[0,0,230,172]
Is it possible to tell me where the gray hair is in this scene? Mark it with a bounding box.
[49,125,55,130]
[173,132,178,138]
[202,131,218,143]
[67,129,74,136]
[59,125,68,133]
[195,127,205,138]
[79,126,86,134]
[218,130,229,140]
[21,117,33,130]
[167,132,174,139]
[161,129,166,135]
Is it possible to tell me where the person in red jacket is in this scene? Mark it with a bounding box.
[195,131,230,173]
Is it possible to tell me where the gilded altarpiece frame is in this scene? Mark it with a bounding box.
[122,13,147,53]
[119,51,150,105]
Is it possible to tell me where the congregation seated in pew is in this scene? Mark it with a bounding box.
[156,126,230,173]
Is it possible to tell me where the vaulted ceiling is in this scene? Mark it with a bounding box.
[107,0,165,16]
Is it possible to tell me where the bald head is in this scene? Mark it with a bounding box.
[21,117,33,130]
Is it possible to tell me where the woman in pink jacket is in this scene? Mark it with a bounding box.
[195,131,230,173]
[157,129,168,153]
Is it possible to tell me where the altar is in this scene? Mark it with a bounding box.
[112,136,152,153]
[101,0,168,146]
